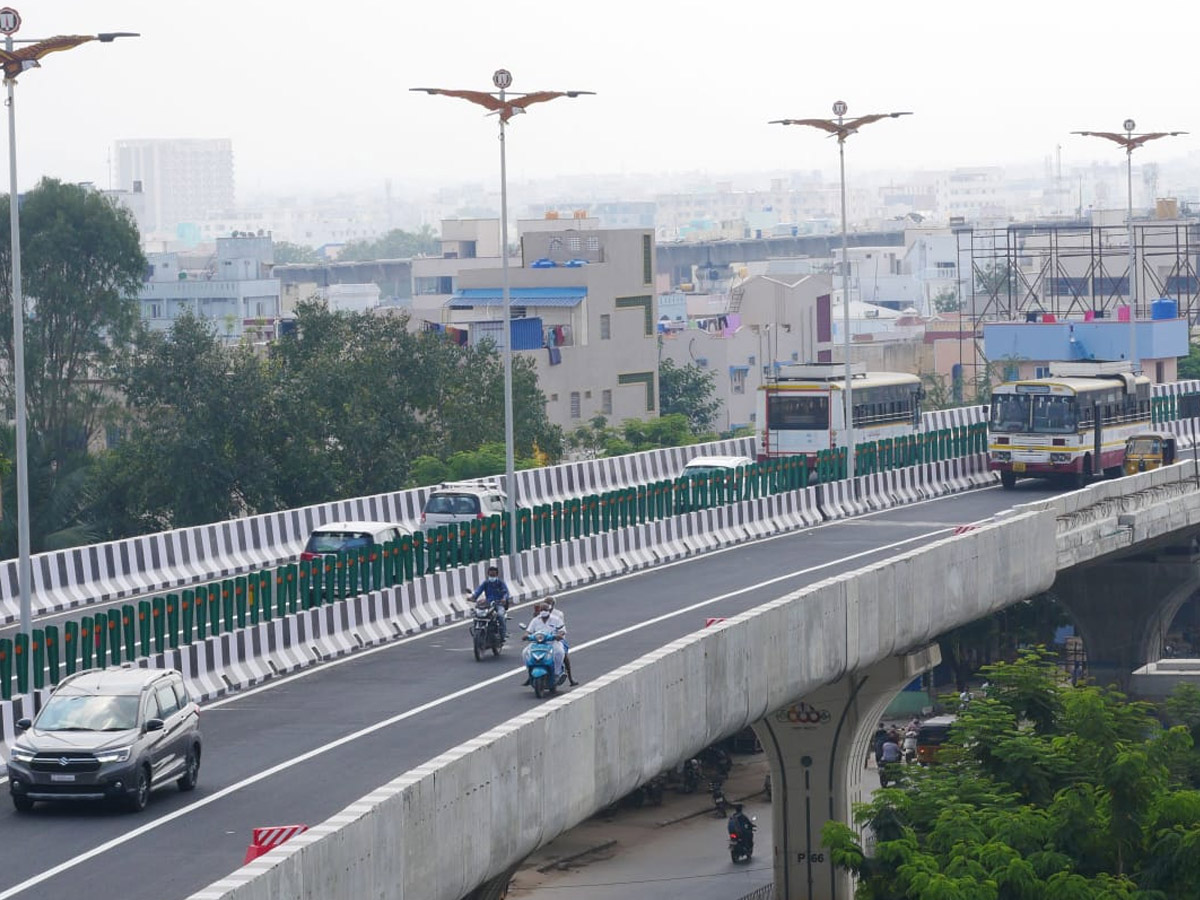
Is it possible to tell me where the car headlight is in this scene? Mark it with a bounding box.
[8,745,35,763]
[94,747,132,764]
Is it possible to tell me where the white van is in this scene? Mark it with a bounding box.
[421,482,508,527]
[680,455,755,479]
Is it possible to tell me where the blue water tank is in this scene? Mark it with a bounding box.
[1151,298,1178,319]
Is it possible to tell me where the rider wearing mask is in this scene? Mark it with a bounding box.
[524,602,566,683]
[543,596,579,686]
[471,564,511,643]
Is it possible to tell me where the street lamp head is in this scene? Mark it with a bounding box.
[1123,118,1136,133]
[97,32,140,42]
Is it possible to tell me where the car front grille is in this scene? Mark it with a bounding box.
[30,753,102,773]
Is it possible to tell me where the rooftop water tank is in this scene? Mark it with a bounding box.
[1151,298,1178,320]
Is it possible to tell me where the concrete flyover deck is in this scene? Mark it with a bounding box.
[191,502,1059,900]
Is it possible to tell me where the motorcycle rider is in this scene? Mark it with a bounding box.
[542,596,579,686]
[470,565,511,643]
[727,804,756,855]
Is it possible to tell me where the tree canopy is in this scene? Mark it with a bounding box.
[336,226,440,261]
[659,357,721,435]
[824,649,1200,899]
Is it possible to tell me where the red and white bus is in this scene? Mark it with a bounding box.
[755,364,923,464]
[988,361,1151,489]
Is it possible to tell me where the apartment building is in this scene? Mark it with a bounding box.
[115,139,235,241]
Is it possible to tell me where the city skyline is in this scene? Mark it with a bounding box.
[16,0,1198,198]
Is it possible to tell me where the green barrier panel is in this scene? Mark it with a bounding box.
[347,548,362,596]
[546,503,558,544]
[152,596,166,653]
[297,559,312,607]
[45,625,60,686]
[181,590,196,644]
[0,637,11,699]
[79,619,94,671]
[528,506,541,548]
[93,613,108,668]
[254,571,269,623]
[31,629,45,690]
[166,594,180,649]
[274,567,291,616]
[356,545,369,590]
[444,524,459,569]
[138,600,153,656]
[324,554,341,604]
[64,620,79,675]
[217,580,232,632]
[548,501,561,543]
[234,577,248,628]
[119,604,135,661]
[107,608,123,666]
[14,633,28,695]
[369,543,384,591]
[380,542,396,587]
[195,585,210,640]
[400,533,416,581]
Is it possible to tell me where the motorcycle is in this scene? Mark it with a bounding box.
[469,600,505,661]
[710,778,730,818]
[522,629,558,698]
[728,812,757,863]
[680,757,702,794]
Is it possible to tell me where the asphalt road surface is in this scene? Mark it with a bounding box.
[0,481,1058,900]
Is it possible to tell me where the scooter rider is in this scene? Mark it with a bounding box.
[523,603,565,683]
[542,596,579,686]
[728,803,755,848]
[471,565,511,643]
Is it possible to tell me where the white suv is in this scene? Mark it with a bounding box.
[421,482,508,527]
[300,521,410,562]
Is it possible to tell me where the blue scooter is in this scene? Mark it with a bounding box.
[522,630,557,699]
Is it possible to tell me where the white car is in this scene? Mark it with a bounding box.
[421,482,508,527]
[680,455,755,479]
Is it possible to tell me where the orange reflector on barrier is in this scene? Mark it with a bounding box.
[243,824,309,864]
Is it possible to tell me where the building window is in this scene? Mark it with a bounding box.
[600,313,611,339]
[601,389,612,414]
[568,236,581,252]
[549,237,563,253]
[587,236,600,252]
[570,392,581,419]
[1035,366,1051,379]
[642,234,652,284]
[148,302,162,318]
[550,393,558,402]
[731,368,748,395]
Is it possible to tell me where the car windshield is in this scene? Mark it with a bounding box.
[685,466,730,478]
[1128,437,1162,456]
[425,494,479,515]
[36,694,140,732]
[305,532,371,554]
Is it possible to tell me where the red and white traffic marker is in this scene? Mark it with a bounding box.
[243,824,309,864]
[705,617,727,628]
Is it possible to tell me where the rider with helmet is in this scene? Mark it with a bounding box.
[542,596,579,686]
[470,564,511,643]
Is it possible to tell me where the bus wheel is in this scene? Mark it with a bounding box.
[1000,470,1017,490]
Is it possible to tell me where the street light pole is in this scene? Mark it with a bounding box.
[834,100,853,480]
[6,29,31,645]
[0,20,138,674]
[1072,122,1187,375]
[410,76,593,579]
[493,69,517,577]
[770,103,911,482]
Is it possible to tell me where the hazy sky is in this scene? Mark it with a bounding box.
[15,1,1198,197]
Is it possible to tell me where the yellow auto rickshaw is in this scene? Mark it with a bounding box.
[1123,431,1177,475]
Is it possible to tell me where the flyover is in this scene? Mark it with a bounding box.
[180,464,1200,900]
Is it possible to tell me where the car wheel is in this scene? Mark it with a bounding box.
[12,793,34,813]
[177,746,200,792]
[126,764,151,812]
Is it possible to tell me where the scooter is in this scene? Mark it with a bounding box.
[522,630,558,699]
[710,778,730,818]
[728,812,757,863]
[469,600,504,661]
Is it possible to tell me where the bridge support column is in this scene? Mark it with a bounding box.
[1055,548,1200,691]
[752,644,940,900]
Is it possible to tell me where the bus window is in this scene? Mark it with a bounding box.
[768,395,828,429]
[1032,396,1076,434]
[991,396,1030,432]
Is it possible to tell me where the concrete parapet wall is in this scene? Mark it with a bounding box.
[188,507,1058,900]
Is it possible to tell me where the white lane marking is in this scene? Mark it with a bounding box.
[0,526,949,899]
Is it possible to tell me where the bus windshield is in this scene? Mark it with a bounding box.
[767,395,829,430]
[991,394,1077,434]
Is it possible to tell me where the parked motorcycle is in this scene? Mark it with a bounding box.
[469,600,505,661]
[710,778,730,818]
[522,629,558,698]
[728,810,757,863]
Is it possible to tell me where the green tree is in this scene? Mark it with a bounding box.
[88,314,280,535]
[659,357,721,435]
[932,289,962,313]
[823,649,1200,899]
[272,241,321,265]
[566,416,620,460]
[0,427,96,554]
[0,178,145,462]
[1178,343,1200,380]
[337,226,440,261]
